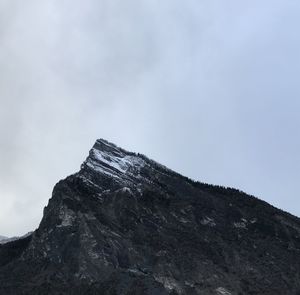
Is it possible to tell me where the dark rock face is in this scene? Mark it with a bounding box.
[1,139,300,294]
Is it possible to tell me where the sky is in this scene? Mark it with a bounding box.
[0,0,300,237]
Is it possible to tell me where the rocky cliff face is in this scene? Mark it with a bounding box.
[1,139,300,295]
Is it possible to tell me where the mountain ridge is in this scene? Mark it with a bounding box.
[1,139,300,294]
[86,139,297,222]
[0,232,33,245]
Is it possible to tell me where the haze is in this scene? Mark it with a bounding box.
[0,0,299,236]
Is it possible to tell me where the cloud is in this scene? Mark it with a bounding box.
[0,0,299,236]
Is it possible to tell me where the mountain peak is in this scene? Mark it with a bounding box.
[82,139,147,184]
[93,138,130,155]
[1,139,300,294]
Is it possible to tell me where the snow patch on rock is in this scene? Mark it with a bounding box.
[91,148,145,174]
[216,287,232,295]
[154,275,183,294]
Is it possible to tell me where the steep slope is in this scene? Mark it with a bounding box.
[0,139,300,295]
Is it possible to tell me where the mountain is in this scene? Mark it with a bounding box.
[1,139,300,294]
[0,232,33,245]
[0,236,9,244]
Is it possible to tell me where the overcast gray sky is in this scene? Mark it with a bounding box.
[0,0,299,236]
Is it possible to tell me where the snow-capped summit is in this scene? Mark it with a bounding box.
[80,139,173,192]
[83,139,147,181]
